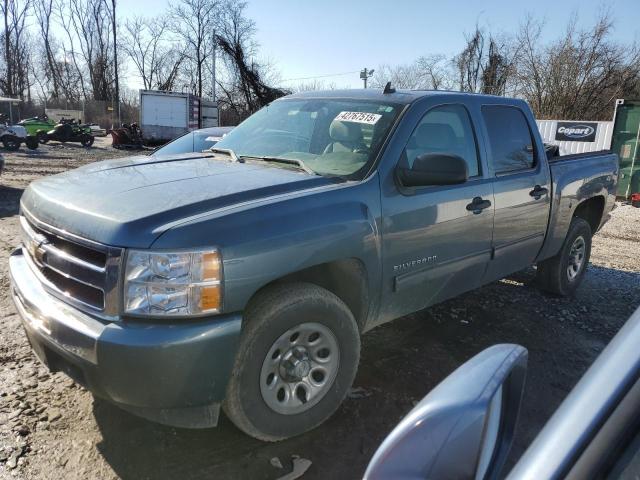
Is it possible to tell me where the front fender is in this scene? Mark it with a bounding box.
[151,175,383,316]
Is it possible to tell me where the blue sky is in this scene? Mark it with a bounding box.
[120,0,639,89]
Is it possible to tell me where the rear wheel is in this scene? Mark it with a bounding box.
[81,135,94,147]
[2,135,20,151]
[223,283,360,441]
[537,217,592,296]
[36,131,48,144]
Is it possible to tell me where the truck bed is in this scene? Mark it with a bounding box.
[548,149,613,162]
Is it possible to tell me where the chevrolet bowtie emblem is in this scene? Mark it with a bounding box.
[34,243,47,264]
[27,235,48,264]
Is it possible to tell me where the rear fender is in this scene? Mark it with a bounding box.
[537,155,617,261]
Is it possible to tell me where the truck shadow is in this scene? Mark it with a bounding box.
[92,265,640,480]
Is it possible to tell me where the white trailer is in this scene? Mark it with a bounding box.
[200,99,219,128]
[139,90,218,144]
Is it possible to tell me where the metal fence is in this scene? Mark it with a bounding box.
[537,119,614,155]
[0,99,139,128]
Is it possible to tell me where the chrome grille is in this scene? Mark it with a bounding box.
[19,212,122,320]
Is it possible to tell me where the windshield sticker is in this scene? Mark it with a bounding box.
[334,111,382,125]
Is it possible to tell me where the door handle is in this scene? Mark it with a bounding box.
[466,197,492,214]
[529,185,548,199]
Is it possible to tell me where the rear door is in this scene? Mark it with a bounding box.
[378,102,495,323]
[481,104,551,282]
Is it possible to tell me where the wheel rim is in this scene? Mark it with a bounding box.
[567,235,586,281]
[260,322,340,415]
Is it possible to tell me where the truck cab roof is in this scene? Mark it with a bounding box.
[285,88,520,106]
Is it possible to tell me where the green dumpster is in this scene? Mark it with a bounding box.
[611,99,640,198]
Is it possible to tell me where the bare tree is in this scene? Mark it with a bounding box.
[58,0,115,101]
[416,54,454,90]
[0,0,32,100]
[370,63,424,90]
[216,33,286,116]
[34,0,60,98]
[455,26,516,95]
[155,49,186,91]
[289,80,337,93]
[122,16,185,91]
[170,0,219,99]
[370,55,455,91]
[214,0,285,123]
[515,12,640,120]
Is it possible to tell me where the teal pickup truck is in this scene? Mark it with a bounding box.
[10,88,618,441]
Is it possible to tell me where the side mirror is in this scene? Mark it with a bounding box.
[397,153,468,187]
[364,344,528,480]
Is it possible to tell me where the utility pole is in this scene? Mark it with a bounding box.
[211,29,217,103]
[360,68,375,88]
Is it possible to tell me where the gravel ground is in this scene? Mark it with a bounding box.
[0,140,638,479]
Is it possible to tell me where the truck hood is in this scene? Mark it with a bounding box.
[21,153,333,248]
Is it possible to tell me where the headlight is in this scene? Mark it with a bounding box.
[123,249,222,316]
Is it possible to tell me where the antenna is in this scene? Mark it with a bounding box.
[383,82,396,94]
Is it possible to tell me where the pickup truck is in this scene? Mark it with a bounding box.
[10,88,618,442]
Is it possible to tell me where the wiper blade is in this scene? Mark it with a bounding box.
[243,156,317,175]
[210,147,241,162]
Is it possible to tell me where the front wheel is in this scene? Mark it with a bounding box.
[25,136,39,150]
[537,217,592,296]
[223,283,360,441]
[2,135,20,151]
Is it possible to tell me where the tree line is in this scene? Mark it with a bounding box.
[1,4,638,125]
[369,12,640,120]
[0,0,283,125]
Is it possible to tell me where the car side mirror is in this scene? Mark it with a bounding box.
[364,344,528,480]
[397,153,469,187]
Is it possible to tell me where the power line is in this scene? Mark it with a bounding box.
[280,70,360,83]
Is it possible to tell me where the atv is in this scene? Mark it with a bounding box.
[0,115,39,151]
[43,119,94,147]
[18,115,56,143]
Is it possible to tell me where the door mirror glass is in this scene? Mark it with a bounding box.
[364,344,528,480]
[398,153,469,187]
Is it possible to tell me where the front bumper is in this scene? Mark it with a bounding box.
[9,248,242,428]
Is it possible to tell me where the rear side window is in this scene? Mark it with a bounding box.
[482,106,535,173]
[404,104,480,177]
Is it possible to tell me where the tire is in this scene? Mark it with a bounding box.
[537,217,592,296]
[25,136,39,150]
[37,131,48,144]
[223,282,360,441]
[81,135,94,147]
[2,136,20,151]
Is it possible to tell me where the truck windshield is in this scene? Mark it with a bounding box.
[214,98,402,178]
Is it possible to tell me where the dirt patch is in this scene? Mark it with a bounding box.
[0,143,639,479]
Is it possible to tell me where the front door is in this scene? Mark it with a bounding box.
[378,103,495,323]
